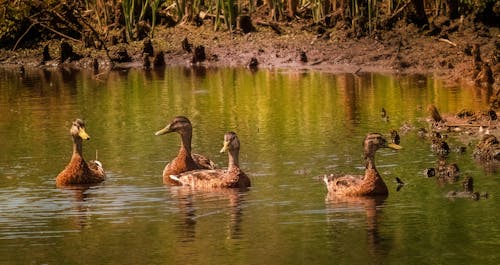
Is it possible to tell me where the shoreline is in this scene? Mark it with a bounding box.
[0,20,498,90]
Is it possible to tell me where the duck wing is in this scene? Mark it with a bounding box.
[324,174,363,192]
[192,153,217,169]
[172,168,250,189]
[173,169,226,188]
[88,160,106,180]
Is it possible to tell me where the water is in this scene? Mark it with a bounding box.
[0,67,498,265]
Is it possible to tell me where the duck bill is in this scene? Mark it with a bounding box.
[155,124,172,136]
[78,128,90,140]
[388,143,402,150]
[220,140,230,153]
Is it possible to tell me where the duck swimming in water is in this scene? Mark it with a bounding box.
[56,119,105,187]
[323,133,401,196]
[170,131,251,189]
[155,116,216,184]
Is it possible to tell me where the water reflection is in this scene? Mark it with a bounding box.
[58,185,94,229]
[171,186,246,242]
[325,194,388,259]
[1,67,499,265]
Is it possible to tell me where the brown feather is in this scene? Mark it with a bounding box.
[156,116,217,184]
[56,119,105,187]
[171,132,250,190]
[323,133,399,196]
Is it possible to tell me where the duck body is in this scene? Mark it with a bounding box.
[172,167,250,189]
[171,132,251,190]
[446,175,488,200]
[324,168,388,196]
[56,119,105,187]
[156,116,216,185]
[473,134,500,161]
[323,133,401,197]
[161,149,215,183]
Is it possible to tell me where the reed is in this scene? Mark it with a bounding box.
[150,0,162,37]
[121,0,136,40]
[2,0,497,49]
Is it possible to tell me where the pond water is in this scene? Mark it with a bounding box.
[0,67,498,265]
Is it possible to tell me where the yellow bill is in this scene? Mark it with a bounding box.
[78,127,90,140]
[155,124,172,136]
[220,140,230,153]
[388,143,402,150]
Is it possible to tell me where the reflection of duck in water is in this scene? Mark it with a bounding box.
[155,116,217,184]
[446,175,489,200]
[59,186,93,229]
[170,132,251,189]
[323,133,401,196]
[325,195,387,258]
[171,186,246,243]
[56,119,105,187]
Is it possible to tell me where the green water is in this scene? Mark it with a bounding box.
[0,67,498,265]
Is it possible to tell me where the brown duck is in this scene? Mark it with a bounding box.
[323,133,401,196]
[56,119,105,187]
[155,116,216,184]
[170,131,251,189]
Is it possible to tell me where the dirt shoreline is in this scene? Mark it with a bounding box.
[0,19,498,89]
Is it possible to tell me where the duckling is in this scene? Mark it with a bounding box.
[446,175,488,200]
[390,129,400,145]
[155,116,217,184]
[430,133,450,157]
[473,134,500,161]
[323,133,402,196]
[436,158,459,183]
[170,132,251,189]
[56,119,105,187]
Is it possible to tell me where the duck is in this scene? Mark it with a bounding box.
[56,119,105,187]
[435,158,460,183]
[390,129,400,145]
[446,175,488,200]
[169,131,251,189]
[430,132,450,157]
[323,133,402,196]
[473,134,500,161]
[155,116,216,184]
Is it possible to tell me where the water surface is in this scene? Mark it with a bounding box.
[0,67,498,265]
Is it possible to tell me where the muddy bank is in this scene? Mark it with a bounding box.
[0,16,499,89]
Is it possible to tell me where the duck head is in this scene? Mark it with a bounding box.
[155,116,192,136]
[71,119,90,140]
[220,131,240,153]
[363,133,402,158]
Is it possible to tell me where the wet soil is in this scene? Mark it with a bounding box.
[0,16,499,89]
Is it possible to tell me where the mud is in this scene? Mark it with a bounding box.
[0,16,499,89]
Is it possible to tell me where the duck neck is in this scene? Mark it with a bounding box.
[178,130,193,156]
[365,155,376,170]
[70,137,86,169]
[228,149,240,171]
[72,136,84,158]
